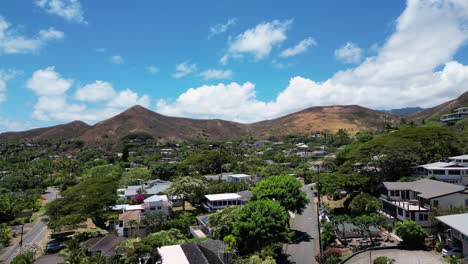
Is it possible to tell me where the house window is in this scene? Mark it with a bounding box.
[433,200,439,208]
[398,208,403,216]
[390,190,400,196]
[465,199,468,207]
[157,207,162,210]
[418,213,428,221]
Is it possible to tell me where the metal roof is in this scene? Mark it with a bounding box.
[383,179,465,199]
[436,213,468,236]
[205,193,241,201]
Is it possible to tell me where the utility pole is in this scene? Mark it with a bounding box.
[19,224,24,247]
[315,164,323,263]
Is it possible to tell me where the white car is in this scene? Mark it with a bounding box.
[441,247,462,257]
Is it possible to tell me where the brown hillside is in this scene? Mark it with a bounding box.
[407,91,468,121]
[249,105,397,138]
[0,121,90,142]
[76,105,250,144]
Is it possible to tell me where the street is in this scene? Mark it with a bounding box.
[284,184,318,264]
[1,187,58,263]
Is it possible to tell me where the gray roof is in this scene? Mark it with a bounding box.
[180,240,226,264]
[236,190,252,202]
[383,179,465,199]
[436,213,468,236]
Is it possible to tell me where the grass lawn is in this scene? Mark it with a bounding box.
[172,202,196,212]
[322,195,348,209]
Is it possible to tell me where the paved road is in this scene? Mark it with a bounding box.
[346,249,445,264]
[1,187,58,263]
[284,184,318,264]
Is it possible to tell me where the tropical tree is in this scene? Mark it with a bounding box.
[141,211,166,233]
[348,192,382,216]
[209,206,241,239]
[352,214,386,246]
[233,200,291,254]
[166,176,206,210]
[143,228,187,246]
[126,219,140,238]
[252,175,309,214]
[396,220,428,248]
[46,173,119,229]
[60,239,85,264]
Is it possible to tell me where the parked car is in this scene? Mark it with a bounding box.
[441,247,462,257]
[45,241,65,253]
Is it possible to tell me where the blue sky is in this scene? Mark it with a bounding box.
[0,0,468,131]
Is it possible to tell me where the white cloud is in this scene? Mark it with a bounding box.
[35,0,86,24]
[173,62,197,78]
[221,19,292,64]
[280,37,317,57]
[26,67,151,123]
[147,66,159,74]
[38,28,65,41]
[157,0,468,122]
[0,16,64,55]
[75,80,116,102]
[26,67,73,96]
[200,69,232,80]
[0,69,16,104]
[110,55,124,65]
[334,42,362,64]
[209,18,237,39]
[0,117,29,132]
[107,89,151,108]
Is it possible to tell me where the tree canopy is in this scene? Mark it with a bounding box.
[396,220,428,248]
[252,175,308,214]
[166,176,206,210]
[348,192,382,216]
[233,200,291,254]
[46,173,119,229]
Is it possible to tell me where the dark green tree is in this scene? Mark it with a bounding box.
[348,192,382,216]
[233,200,291,254]
[252,175,309,214]
[396,220,428,248]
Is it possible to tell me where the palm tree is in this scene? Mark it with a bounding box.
[126,219,140,237]
[60,239,84,264]
[142,211,166,233]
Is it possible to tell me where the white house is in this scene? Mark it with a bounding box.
[413,154,468,185]
[380,179,468,232]
[436,213,468,257]
[440,107,468,122]
[203,191,251,211]
[119,179,172,200]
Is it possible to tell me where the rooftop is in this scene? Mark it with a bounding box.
[383,179,465,199]
[436,213,468,236]
[205,193,241,201]
[449,154,468,160]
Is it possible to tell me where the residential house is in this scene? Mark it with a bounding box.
[380,179,468,232]
[204,173,258,183]
[412,154,468,185]
[440,107,468,122]
[436,213,468,257]
[158,240,230,264]
[119,179,172,200]
[203,191,251,211]
[80,234,127,257]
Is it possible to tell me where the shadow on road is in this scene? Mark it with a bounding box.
[290,229,314,244]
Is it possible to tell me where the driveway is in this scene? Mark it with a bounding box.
[283,184,318,264]
[346,249,445,264]
[1,187,58,263]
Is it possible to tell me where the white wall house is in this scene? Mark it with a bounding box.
[203,191,251,211]
[436,213,468,257]
[440,107,468,122]
[380,179,468,232]
[413,155,468,185]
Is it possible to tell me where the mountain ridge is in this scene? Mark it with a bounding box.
[1,91,466,145]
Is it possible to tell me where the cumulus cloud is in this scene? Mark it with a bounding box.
[147,66,159,74]
[280,37,317,57]
[26,67,150,123]
[221,19,292,64]
[200,69,232,80]
[173,62,197,78]
[0,69,16,104]
[35,0,86,24]
[157,0,468,123]
[0,117,29,132]
[75,80,116,102]
[0,16,64,55]
[334,42,362,64]
[209,18,237,39]
[110,55,124,65]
